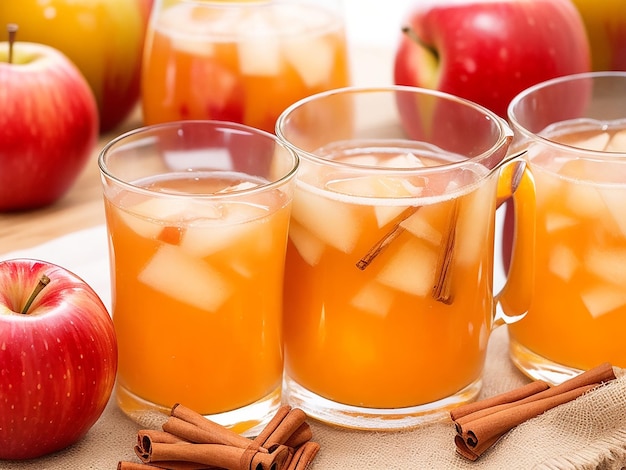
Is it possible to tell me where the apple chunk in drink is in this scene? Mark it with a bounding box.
[508,119,626,372]
[283,142,497,409]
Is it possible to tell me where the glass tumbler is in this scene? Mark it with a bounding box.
[99,120,298,433]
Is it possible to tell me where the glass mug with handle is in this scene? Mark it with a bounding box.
[275,86,534,430]
[141,0,351,133]
[505,71,626,384]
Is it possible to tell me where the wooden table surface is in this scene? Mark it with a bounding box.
[0,111,143,254]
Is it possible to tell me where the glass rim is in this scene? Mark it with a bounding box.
[507,71,626,159]
[274,85,513,174]
[98,119,300,200]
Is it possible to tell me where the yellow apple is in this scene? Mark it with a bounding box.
[570,0,626,71]
[0,0,153,133]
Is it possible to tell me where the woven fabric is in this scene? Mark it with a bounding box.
[1,327,624,470]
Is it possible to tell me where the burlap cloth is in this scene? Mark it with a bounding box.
[1,327,625,470]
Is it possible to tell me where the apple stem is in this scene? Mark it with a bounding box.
[7,24,18,64]
[401,25,439,61]
[21,274,51,314]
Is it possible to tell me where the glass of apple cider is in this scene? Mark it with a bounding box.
[275,86,531,429]
[505,72,626,385]
[141,0,350,133]
[98,120,298,433]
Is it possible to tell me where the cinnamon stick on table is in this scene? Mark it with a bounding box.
[452,362,617,461]
[123,403,320,470]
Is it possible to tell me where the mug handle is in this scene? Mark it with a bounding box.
[493,156,536,327]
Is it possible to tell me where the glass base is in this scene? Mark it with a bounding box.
[282,375,482,431]
[115,383,282,436]
[509,337,583,385]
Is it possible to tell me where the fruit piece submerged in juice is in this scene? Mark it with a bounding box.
[106,171,291,414]
[142,2,350,132]
[508,119,626,370]
[283,141,497,408]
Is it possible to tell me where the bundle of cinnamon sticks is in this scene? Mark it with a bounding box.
[118,403,319,470]
[451,362,617,461]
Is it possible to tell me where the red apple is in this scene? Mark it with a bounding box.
[393,0,592,119]
[0,34,98,212]
[570,0,626,71]
[0,259,117,460]
[0,0,153,133]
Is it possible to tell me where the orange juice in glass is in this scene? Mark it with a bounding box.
[506,72,626,384]
[99,121,298,432]
[141,0,350,133]
[276,87,530,429]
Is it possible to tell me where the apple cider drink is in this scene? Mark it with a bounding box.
[142,0,350,133]
[508,118,626,372]
[106,171,291,420]
[283,141,498,410]
[99,121,297,432]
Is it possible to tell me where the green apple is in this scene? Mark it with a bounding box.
[570,0,626,71]
[0,0,153,133]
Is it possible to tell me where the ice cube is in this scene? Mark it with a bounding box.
[180,202,268,257]
[381,153,425,168]
[216,181,260,193]
[455,184,494,266]
[570,132,610,151]
[291,189,361,254]
[549,244,579,281]
[581,284,626,318]
[375,205,410,228]
[159,5,218,57]
[606,129,626,152]
[326,175,416,198]
[119,198,191,240]
[598,187,626,237]
[399,208,442,246]
[340,155,379,166]
[350,281,395,317]
[288,220,325,267]
[283,35,335,88]
[545,213,578,233]
[170,35,216,57]
[565,181,605,219]
[139,244,232,312]
[376,239,437,297]
[584,247,626,286]
[237,12,282,76]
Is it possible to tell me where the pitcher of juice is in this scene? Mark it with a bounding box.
[505,72,626,384]
[275,86,534,430]
[141,0,350,133]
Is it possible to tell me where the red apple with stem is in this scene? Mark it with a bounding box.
[0,258,117,460]
[393,0,592,119]
[0,24,98,212]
